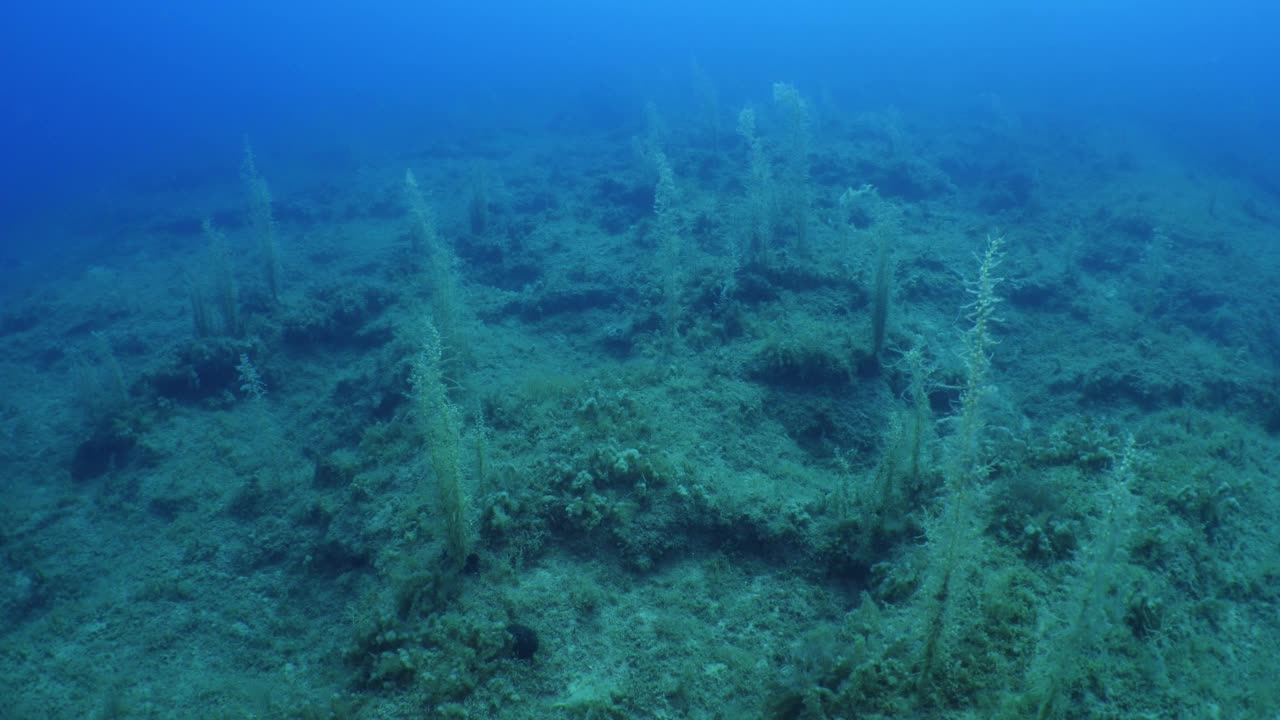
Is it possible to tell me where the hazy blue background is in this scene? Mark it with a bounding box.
[2,0,1277,251]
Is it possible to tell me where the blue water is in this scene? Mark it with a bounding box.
[3,1,1276,230]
